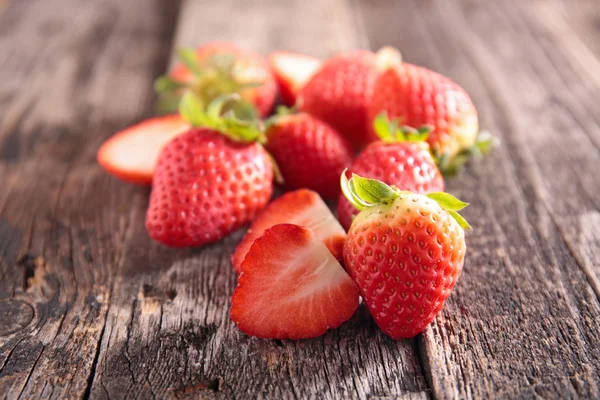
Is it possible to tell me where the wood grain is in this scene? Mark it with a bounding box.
[0,0,599,399]
[356,0,600,398]
[88,1,429,399]
[0,0,180,398]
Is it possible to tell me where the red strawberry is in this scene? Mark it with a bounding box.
[298,47,401,150]
[341,173,469,339]
[367,61,485,171]
[337,114,444,230]
[232,189,346,273]
[97,115,191,185]
[268,51,321,106]
[146,94,273,247]
[231,223,360,339]
[156,42,276,118]
[265,112,353,199]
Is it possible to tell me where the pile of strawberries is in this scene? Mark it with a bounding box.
[98,42,492,340]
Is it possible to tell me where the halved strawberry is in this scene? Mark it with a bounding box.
[231,189,346,273]
[230,223,360,340]
[269,52,321,106]
[97,115,190,185]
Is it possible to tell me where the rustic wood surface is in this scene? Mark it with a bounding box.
[0,0,599,399]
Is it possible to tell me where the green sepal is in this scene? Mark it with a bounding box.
[178,92,265,144]
[448,210,471,230]
[425,192,469,211]
[177,48,202,76]
[340,170,369,211]
[340,172,471,230]
[350,174,399,205]
[154,76,188,93]
[425,192,470,229]
[154,47,265,117]
[156,91,184,114]
[263,106,299,131]
[435,130,499,177]
[372,112,431,144]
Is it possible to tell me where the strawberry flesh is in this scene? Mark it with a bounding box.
[269,52,321,106]
[97,115,190,185]
[231,223,359,340]
[232,189,346,273]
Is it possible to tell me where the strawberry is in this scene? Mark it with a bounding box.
[97,115,191,185]
[367,58,493,173]
[268,51,321,106]
[337,113,444,230]
[155,42,276,118]
[265,111,353,199]
[298,47,401,150]
[341,173,469,339]
[232,189,346,273]
[231,223,360,339]
[146,94,273,247]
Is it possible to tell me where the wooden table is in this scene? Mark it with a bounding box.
[1,0,599,398]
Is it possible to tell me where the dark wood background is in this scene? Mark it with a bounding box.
[1,0,599,398]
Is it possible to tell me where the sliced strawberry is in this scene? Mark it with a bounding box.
[231,224,359,340]
[269,52,321,106]
[231,189,346,273]
[97,115,190,185]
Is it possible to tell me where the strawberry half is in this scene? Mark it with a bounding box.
[232,189,346,273]
[268,51,321,106]
[231,223,360,340]
[97,115,191,185]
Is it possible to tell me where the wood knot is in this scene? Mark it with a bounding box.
[0,300,34,336]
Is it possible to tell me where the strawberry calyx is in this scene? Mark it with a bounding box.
[263,105,299,131]
[179,92,285,184]
[434,130,499,177]
[155,48,264,118]
[340,170,471,229]
[373,112,432,145]
[179,92,266,144]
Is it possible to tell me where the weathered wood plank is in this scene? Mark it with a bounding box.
[0,0,180,398]
[356,0,600,398]
[88,0,429,399]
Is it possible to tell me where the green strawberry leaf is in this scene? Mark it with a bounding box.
[340,171,368,211]
[448,210,471,230]
[207,93,241,119]
[425,192,469,211]
[154,75,187,93]
[177,48,202,76]
[351,174,399,205]
[156,91,183,114]
[373,112,393,141]
[372,112,431,144]
[179,91,206,126]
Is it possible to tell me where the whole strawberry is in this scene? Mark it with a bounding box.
[341,173,469,339]
[155,42,276,118]
[299,48,400,150]
[265,110,353,199]
[367,60,492,173]
[337,113,444,230]
[146,94,273,247]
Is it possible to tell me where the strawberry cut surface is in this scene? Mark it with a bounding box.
[97,115,190,185]
[231,224,360,340]
[269,51,321,106]
[232,189,346,273]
